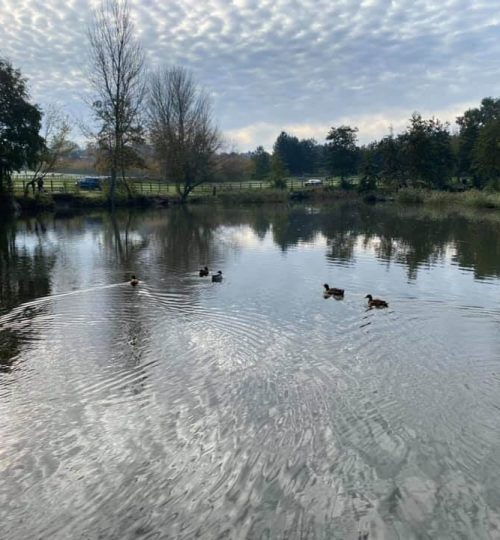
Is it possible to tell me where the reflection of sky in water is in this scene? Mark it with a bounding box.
[1,206,500,539]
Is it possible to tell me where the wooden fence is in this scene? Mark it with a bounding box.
[13,176,342,195]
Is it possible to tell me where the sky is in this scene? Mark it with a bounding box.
[1,0,499,151]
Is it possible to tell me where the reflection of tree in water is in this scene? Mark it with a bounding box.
[363,205,500,280]
[0,329,21,372]
[270,207,321,251]
[148,206,224,272]
[0,215,56,314]
[0,214,57,370]
[101,211,149,268]
[240,203,500,280]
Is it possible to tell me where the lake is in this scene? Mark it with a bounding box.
[1,203,500,539]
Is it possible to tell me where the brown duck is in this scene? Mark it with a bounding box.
[130,275,139,286]
[365,294,388,308]
[199,266,209,277]
[323,283,344,297]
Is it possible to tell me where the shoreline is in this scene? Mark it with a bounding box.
[3,187,500,216]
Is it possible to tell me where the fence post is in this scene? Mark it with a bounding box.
[50,179,54,192]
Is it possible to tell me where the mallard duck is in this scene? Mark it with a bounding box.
[199,266,209,277]
[365,294,388,308]
[130,275,139,286]
[323,283,344,297]
[212,271,223,283]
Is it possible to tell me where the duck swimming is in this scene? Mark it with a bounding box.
[199,266,209,277]
[212,271,223,283]
[365,294,388,308]
[130,275,139,286]
[323,283,344,297]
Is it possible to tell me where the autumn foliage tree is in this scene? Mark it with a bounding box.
[148,66,221,202]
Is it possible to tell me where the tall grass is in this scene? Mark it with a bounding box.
[397,188,500,209]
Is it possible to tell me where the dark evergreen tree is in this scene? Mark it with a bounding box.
[250,146,271,179]
[0,59,44,195]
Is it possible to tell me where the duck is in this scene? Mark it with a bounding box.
[212,271,223,283]
[365,294,388,308]
[130,275,139,286]
[323,283,344,297]
[199,266,209,277]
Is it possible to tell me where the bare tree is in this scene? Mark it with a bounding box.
[148,67,222,202]
[87,0,146,205]
[24,106,77,195]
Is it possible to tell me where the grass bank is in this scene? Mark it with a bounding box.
[14,191,172,214]
[192,187,360,205]
[11,185,500,214]
[396,188,500,210]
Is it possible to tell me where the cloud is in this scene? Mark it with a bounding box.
[0,0,498,149]
[226,102,476,151]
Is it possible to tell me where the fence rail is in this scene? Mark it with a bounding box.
[13,176,342,195]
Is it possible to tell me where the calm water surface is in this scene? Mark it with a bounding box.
[1,203,500,539]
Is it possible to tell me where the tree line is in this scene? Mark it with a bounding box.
[252,100,500,192]
[1,0,500,204]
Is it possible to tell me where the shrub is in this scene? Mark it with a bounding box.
[396,188,424,204]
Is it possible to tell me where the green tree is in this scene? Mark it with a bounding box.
[251,146,271,179]
[271,153,287,189]
[0,59,44,196]
[325,125,359,187]
[273,132,302,175]
[298,138,317,174]
[376,133,406,189]
[473,118,500,187]
[456,97,500,187]
[402,114,453,189]
[358,142,380,193]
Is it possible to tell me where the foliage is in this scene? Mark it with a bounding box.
[473,118,500,182]
[358,141,385,192]
[0,59,44,194]
[24,107,77,195]
[396,188,425,204]
[270,152,287,188]
[325,125,359,184]
[272,132,318,175]
[456,97,500,187]
[250,146,271,179]
[215,152,253,182]
[400,114,453,189]
[148,66,221,202]
[376,134,406,189]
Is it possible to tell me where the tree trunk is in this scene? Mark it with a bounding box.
[109,165,117,208]
[24,179,37,196]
